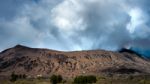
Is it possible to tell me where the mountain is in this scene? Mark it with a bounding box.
[0,45,150,78]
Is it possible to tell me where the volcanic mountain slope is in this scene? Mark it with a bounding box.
[0,45,150,78]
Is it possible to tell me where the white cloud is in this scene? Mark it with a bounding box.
[127,8,147,33]
[51,0,86,33]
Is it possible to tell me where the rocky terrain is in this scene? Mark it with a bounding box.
[0,45,150,78]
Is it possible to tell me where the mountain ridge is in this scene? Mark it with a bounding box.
[0,45,150,78]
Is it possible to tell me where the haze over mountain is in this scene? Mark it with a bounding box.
[0,45,150,78]
[0,0,150,57]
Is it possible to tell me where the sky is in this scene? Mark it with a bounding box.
[0,0,150,57]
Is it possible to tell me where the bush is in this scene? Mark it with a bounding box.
[74,75,97,84]
[87,75,97,83]
[22,74,27,79]
[50,75,63,84]
[10,72,27,82]
[10,72,18,82]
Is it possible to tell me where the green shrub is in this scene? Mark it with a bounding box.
[10,72,27,82]
[73,75,97,84]
[22,74,27,79]
[87,75,97,83]
[50,75,63,84]
[10,72,18,82]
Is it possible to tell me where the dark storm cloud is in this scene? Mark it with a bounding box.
[0,0,150,57]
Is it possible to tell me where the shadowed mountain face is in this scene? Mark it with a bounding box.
[0,45,150,78]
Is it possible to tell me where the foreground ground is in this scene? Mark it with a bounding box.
[1,75,150,84]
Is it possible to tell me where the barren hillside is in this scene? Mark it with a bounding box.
[0,45,150,78]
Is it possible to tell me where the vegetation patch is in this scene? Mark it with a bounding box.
[73,75,97,84]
